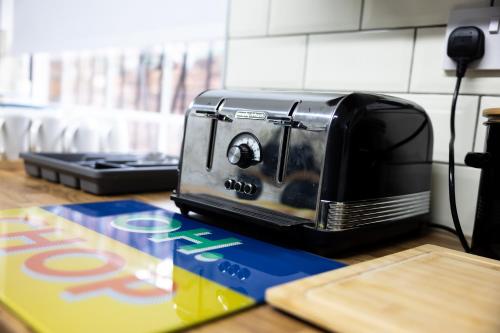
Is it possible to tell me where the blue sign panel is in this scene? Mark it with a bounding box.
[44,200,344,301]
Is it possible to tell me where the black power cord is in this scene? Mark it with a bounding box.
[448,75,470,251]
[446,26,485,252]
[429,222,458,236]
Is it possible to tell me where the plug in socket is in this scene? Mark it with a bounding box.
[443,6,500,71]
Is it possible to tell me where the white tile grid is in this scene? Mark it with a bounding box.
[431,163,480,236]
[225,0,499,234]
[229,0,492,37]
[362,0,490,29]
[304,29,415,92]
[225,36,307,89]
[474,96,500,152]
[391,93,479,163]
[268,0,362,35]
[228,0,270,37]
[410,27,500,95]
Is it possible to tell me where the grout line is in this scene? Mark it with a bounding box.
[298,88,499,97]
[358,0,365,30]
[471,96,483,152]
[433,161,467,167]
[225,85,500,98]
[265,0,272,36]
[301,35,310,90]
[228,24,447,40]
[406,28,417,93]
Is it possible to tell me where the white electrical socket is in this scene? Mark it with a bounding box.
[443,6,500,71]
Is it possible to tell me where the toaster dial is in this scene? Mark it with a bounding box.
[228,144,253,168]
[227,133,262,168]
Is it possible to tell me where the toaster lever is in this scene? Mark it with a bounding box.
[267,116,326,132]
[267,116,304,128]
[195,110,232,122]
[299,124,327,132]
[267,115,293,126]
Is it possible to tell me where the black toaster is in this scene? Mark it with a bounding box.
[172,90,433,252]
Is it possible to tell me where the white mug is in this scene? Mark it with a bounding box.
[0,115,32,160]
[165,114,185,156]
[66,123,101,152]
[32,117,66,152]
[102,119,129,152]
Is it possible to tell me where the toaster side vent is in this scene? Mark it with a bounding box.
[321,191,431,231]
[277,101,300,183]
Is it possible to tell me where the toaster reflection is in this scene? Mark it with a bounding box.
[258,132,320,210]
[137,259,251,322]
[44,202,341,305]
[170,258,254,321]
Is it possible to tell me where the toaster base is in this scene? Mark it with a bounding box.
[172,193,313,229]
[171,193,429,254]
[300,216,429,255]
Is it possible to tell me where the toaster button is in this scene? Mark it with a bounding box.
[224,179,235,190]
[243,183,256,195]
[234,181,244,192]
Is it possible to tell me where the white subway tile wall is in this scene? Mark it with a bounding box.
[268,0,362,35]
[226,36,306,89]
[305,30,414,92]
[431,164,481,236]
[228,0,269,37]
[411,27,500,95]
[225,0,500,234]
[362,0,489,29]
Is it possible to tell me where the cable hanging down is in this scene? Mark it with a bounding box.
[446,26,485,252]
[448,75,470,252]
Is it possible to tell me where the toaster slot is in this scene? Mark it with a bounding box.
[206,119,217,170]
[276,101,300,183]
[205,98,226,170]
[277,127,291,183]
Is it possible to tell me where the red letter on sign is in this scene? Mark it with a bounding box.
[0,228,83,254]
[24,248,126,281]
[64,274,176,304]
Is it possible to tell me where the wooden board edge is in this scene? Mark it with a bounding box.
[264,244,483,333]
[266,245,433,304]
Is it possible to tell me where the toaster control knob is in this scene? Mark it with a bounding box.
[227,144,254,168]
[224,179,235,190]
[243,183,256,195]
[234,181,244,192]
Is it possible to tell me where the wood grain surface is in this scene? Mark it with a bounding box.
[267,244,500,333]
[0,160,465,333]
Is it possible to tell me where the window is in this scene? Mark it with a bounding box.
[21,41,225,154]
[170,41,224,114]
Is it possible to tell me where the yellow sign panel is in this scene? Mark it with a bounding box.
[0,207,254,333]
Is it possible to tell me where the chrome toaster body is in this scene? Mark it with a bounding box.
[172,90,433,249]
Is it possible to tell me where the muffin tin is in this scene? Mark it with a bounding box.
[21,152,178,195]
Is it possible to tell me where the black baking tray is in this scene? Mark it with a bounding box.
[20,152,178,195]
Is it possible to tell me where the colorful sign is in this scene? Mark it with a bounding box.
[0,200,344,332]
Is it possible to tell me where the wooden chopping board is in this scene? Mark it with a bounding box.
[266,244,500,333]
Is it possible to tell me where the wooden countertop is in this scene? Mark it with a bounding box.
[0,160,463,333]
